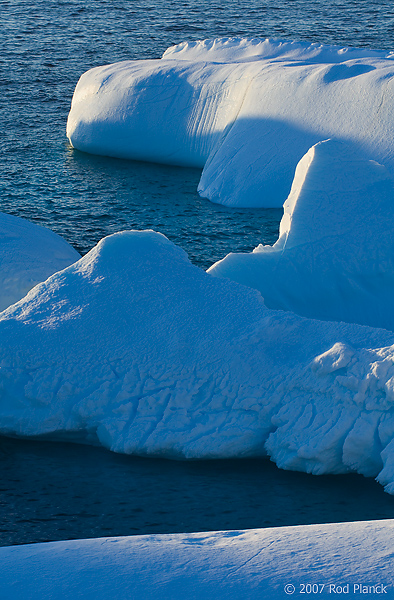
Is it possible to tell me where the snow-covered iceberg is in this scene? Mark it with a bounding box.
[2,230,394,493]
[0,212,80,311]
[209,139,394,331]
[2,520,393,599]
[67,38,394,207]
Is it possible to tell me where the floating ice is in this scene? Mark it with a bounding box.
[67,38,394,207]
[208,139,394,331]
[0,212,80,311]
[2,230,394,493]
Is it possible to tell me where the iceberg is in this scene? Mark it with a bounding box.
[1,520,393,599]
[208,139,394,331]
[0,212,80,311]
[67,38,394,207]
[2,230,394,493]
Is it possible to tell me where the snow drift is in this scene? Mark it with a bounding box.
[209,139,394,331]
[2,230,394,493]
[67,38,394,207]
[0,212,80,311]
[1,520,392,599]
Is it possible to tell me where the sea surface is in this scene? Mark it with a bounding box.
[1,0,394,545]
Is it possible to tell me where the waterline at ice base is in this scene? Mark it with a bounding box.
[2,229,394,494]
[67,37,394,208]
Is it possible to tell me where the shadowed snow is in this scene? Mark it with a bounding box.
[1,231,394,493]
[0,213,80,312]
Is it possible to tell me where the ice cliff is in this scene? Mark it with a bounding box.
[209,139,394,331]
[67,37,394,207]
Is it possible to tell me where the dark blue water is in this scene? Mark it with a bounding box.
[1,0,394,545]
[1,436,394,547]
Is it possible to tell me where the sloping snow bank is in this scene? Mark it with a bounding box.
[1,520,393,599]
[67,38,394,207]
[208,140,394,331]
[2,231,394,492]
[0,213,80,311]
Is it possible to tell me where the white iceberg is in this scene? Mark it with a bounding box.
[2,230,394,492]
[0,212,80,311]
[67,38,394,207]
[1,520,393,599]
[208,139,394,331]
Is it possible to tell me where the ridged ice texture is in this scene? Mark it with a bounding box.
[163,37,394,63]
[68,37,394,207]
[2,230,394,493]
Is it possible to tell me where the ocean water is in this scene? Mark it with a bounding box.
[2,436,394,547]
[1,0,394,545]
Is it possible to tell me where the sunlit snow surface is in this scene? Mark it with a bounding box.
[67,37,394,207]
[2,230,394,493]
[209,139,394,331]
[1,520,393,599]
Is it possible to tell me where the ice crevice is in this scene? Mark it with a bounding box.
[225,541,276,576]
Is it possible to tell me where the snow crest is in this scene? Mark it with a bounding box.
[163,37,394,63]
